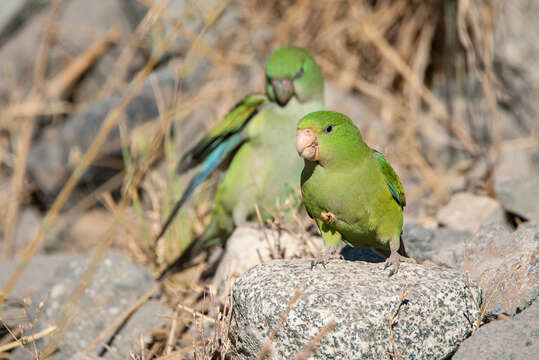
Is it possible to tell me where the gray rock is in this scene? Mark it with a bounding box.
[493,0,539,140]
[230,260,480,360]
[0,0,135,100]
[436,192,507,233]
[0,0,48,47]
[212,226,323,291]
[463,223,539,316]
[494,146,539,185]
[0,251,169,359]
[403,223,470,268]
[26,65,179,206]
[119,0,239,58]
[453,300,539,360]
[325,83,381,141]
[14,207,42,253]
[53,0,137,100]
[496,175,539,223]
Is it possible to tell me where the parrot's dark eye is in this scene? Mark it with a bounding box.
[324,124,334,133]
[294,67,304,79]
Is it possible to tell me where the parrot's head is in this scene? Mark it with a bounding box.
[265,46,324,106]
[296,111,367,167]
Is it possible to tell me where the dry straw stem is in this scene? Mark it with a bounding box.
[292,318,337,360]
[256,283,305,360]
[2,116,34,258]
[0,325,57,353]
[95,0,174,99]
[457,0,501,172]
[1,0,64,258]
[471,262,522,331]
[254,203,279,260]
[45,26,121,99]
[386,287,409,360]
[0,54,158,305]
[358,19,479,156]
[83,285,159,353]
[0,101,72,129]
[137,0,251,68]
[0,0,183,305]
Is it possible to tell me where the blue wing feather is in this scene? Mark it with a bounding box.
[155,94,266,241]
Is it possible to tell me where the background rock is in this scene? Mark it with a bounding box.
[0,0,48,46]
[463,222,539,316]
[494,146,539,185]
[212,226,323,291]
[436,192,507,233]
[230,259,480,360]
[26,65,179,207]
[453,299,539,360]
[402,222,470,268]
[0,0,135,101]
[0,251,168,359]
[496,175,539,223]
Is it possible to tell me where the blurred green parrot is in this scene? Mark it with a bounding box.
[296,110,414,275]
[157,46,325,279]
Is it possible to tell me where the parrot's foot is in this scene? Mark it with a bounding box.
[383,252,416,276]
[311,246,342,270]
[321,211,337,224]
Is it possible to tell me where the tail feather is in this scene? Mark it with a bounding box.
[156,218,224,280]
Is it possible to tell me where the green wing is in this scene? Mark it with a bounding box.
[177,93,268,172]
[373,150,406,208]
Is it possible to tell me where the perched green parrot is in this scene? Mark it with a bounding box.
[296,110,414,275]
[157,46,325,279]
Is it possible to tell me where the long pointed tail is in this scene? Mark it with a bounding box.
[157,234,206,280]
[155,166,214,242]
[156,217,224,280]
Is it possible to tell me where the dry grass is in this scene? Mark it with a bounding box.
[0,0,514,358]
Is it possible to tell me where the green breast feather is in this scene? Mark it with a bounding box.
[373,150,406,208]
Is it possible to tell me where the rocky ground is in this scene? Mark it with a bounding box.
[0,0,538,359]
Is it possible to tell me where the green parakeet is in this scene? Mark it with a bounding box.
[157,46,325,279]
[296,110,414,275]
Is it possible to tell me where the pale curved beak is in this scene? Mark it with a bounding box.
[296,128,319,161]
[272,78,295,106]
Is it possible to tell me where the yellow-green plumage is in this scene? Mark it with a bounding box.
[157,46,325,279]
[297,111,412,274]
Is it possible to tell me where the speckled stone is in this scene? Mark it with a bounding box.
[463,222,539,316]
[229,260,481,360]
[453,300,539,360]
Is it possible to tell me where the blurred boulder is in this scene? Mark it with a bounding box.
[0,0,48,46]
[463,223,539,316]
[0,0,135,101]
[494,0,539,139]
[0,251,168,359]
[496,175,539,223]
[120,0,240,58]
[453,300,539,360]
[26,65,179,207]
[230,259,480,360]
[436,192,507,233]
[42,209,114,253]
[14,207,42,253]
[402,222,471,268]
[494,145,539,185]
[212,226,323,291]
[53,0,137,101]
[325,83,382,141]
